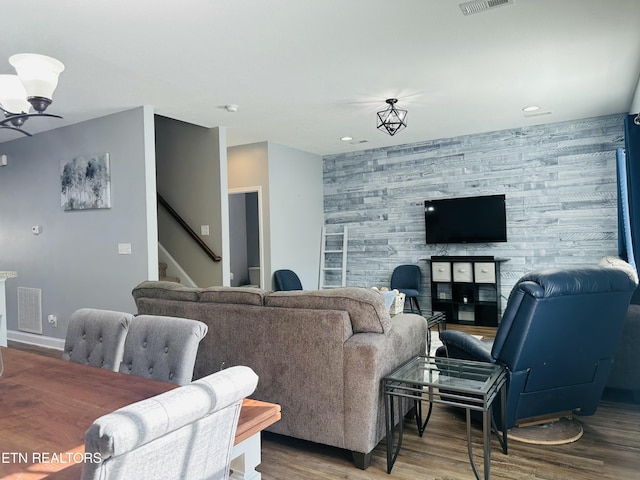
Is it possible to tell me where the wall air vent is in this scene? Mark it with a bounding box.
[459,0,513,15]
[17,287,42,334]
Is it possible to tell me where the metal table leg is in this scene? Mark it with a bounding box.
[384,387,405,474]
[464,407,493,480]
[414,386,433,436]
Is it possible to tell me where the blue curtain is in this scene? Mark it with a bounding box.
[619,115,640,300]
[617,147,636,268]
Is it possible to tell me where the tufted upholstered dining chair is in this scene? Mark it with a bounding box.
[62,308,134,372]
[81,365,258,480]
[119,314,208,385]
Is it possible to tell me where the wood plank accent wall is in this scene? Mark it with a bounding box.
[323,114,625,317]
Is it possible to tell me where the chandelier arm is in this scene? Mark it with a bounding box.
[0,111,62,131]
[0,112,63,126]
[0,125,32,136]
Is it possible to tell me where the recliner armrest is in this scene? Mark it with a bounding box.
[436,330,495,363]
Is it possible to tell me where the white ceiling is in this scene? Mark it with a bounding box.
[2,0,640,155]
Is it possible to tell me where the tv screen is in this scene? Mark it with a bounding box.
[424,194,507,244]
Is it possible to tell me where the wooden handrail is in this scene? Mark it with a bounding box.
[157,194,222,262]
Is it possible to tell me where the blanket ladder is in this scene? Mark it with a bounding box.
[319,225,348,289]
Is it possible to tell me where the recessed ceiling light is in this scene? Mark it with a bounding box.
[340,136,353,142]
[217,104,239,112]
[522,105,540,112]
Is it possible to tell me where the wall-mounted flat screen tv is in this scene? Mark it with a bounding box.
[424,194,507,244]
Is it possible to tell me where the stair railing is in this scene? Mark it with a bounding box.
[157,194,221,263]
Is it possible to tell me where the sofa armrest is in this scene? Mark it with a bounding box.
[437,330,495,363]
[342,313,427,455]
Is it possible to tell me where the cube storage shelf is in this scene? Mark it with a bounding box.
[428,256,508,327]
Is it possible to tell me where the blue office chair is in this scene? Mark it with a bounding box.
[391,265,422,314]
[436,264,637,429]
[274,269,303,291]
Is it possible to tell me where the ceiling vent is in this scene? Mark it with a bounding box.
[459,0,513,15]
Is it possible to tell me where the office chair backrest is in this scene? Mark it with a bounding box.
[82,365,259,480]
[390,265,421,292]
[62,308,134,372]
[119,314,208,385]
[273,269,303,291]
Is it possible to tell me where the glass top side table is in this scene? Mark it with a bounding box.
[384,355,507,479]
[426,311,446,354]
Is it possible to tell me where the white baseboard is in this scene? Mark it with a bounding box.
[7,329,65,351]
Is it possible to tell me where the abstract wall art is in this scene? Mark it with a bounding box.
[60,153,111,211]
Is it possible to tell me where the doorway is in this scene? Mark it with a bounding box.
[228,187,263,288]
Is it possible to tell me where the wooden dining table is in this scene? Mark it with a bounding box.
[0,347,280,480]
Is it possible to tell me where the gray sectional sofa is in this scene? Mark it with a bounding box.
[132,281,428,469]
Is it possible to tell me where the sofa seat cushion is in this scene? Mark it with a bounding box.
[265,287,392,333]
[201,286,269,306]
[132,281,200,302]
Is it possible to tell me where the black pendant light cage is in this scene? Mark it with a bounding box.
[377,98,407,136]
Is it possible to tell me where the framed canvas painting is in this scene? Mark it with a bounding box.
[60,153,111,211]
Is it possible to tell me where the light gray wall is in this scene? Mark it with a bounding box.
[228,142,323,290]
[155,116,227,287]
[229,193,248,287]
[246,192,260,268]
[0,107,157,340]
[268,143,324,290]
[228,142,272,287]
[323,114,625,316]
[228,192,261,287]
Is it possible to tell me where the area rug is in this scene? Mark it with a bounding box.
[509,417,584,445]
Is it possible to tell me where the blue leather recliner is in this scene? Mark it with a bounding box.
[436,264,637,429]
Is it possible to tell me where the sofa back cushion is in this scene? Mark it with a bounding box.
[132,281,200,302]
[200,286,269,306]
[264,287,392,333]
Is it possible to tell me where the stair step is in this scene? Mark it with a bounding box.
[160,276,181,284]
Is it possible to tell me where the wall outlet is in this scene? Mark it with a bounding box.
[0,154,7,166]
[200,225,210,235]
[47,315,57,327]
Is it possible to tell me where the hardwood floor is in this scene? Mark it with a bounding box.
[8,327,640,480]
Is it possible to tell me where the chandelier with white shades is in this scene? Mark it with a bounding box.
[0,53,65,136]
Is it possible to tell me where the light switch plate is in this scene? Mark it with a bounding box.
[118,243,132,255]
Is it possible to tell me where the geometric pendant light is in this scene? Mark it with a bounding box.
[376,98,408,136]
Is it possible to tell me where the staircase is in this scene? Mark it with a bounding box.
[159,262,180,284]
